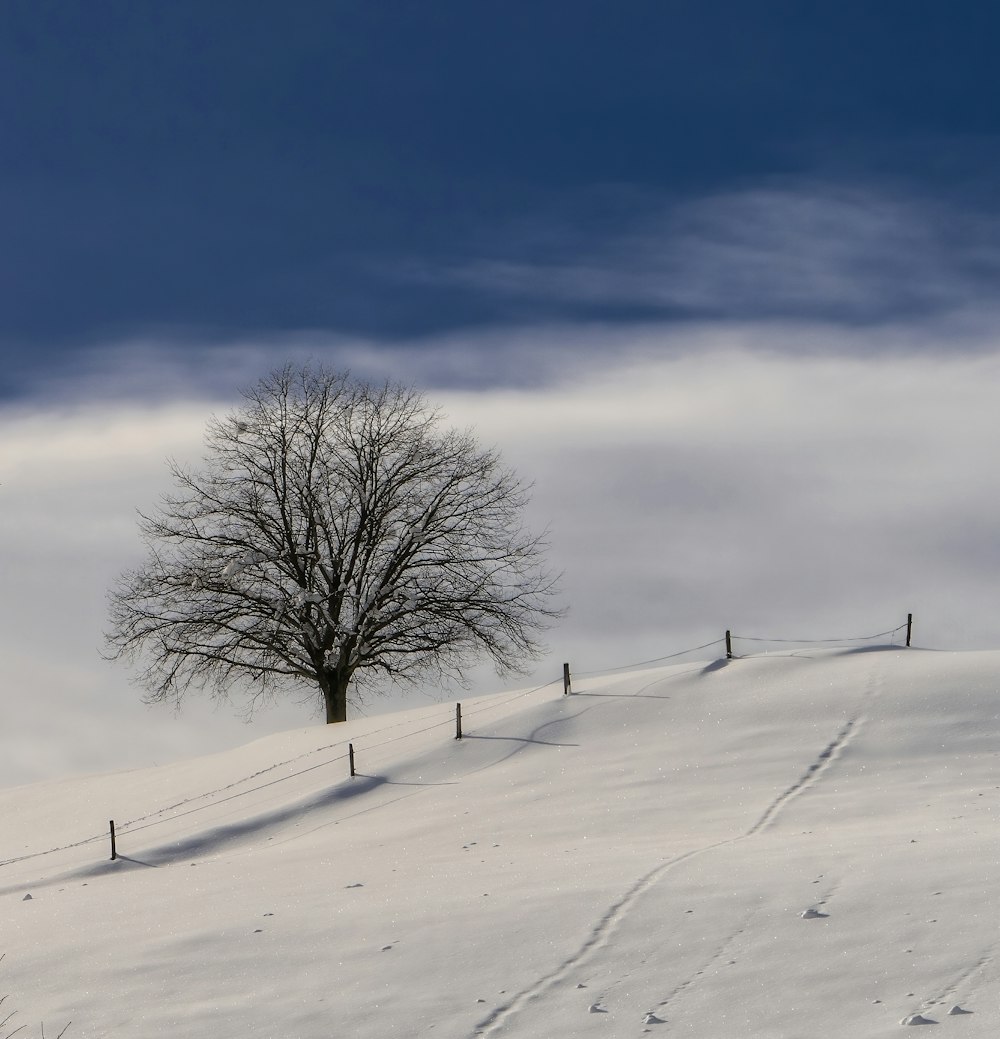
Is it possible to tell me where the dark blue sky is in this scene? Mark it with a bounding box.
[6,2,1000,786]
[3,1,999,395]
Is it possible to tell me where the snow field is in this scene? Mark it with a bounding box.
[3,647,1000,1036]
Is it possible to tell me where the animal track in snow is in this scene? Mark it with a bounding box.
[647,914,758,1015]
[748,662,883,836]
[467,840,737,1037]
[470,662,881,1038]
[917,948,993,1019]
[747,714,863,835]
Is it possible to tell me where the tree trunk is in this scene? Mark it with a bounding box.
[322,667,350,723]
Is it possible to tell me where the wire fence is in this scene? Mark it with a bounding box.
[730,623,909,649]
[573,638,727,677]
[1,613,913,871]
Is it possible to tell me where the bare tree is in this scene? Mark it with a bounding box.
[105,365,562,723]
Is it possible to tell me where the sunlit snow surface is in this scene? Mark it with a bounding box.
[3,647,999,1037]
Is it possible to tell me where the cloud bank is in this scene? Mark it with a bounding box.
[3,318,1000,788]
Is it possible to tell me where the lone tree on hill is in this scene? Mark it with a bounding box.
[105,365,562,723]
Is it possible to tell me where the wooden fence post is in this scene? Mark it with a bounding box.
[725,631,733,659]
[563,662,572,695]
[349,743,356,777]
[906,613,913,648]
[455,702,463,740]
[109,820,117,861]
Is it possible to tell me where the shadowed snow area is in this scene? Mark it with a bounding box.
[3,647,1000,1037]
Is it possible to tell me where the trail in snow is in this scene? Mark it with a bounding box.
[917,949,995,1019]
[470,658,885,1037]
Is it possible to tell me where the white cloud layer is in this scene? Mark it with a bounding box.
[3,320,1000,787]
[423,181,1000,323]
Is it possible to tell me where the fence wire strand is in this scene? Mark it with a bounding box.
[731,623,907,647]
[2,615,910,870]
[574,638,726,677]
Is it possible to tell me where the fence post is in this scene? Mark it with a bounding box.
[109,820,117,861]
[563,662,572,695]
[349,743,356,777]
[455,702,463,740]
[906,613,913,648]
[725,631,733,659]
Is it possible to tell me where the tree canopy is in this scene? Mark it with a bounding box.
[105,365,562,722]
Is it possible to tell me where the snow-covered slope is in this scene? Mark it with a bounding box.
[4,647,1000,1037]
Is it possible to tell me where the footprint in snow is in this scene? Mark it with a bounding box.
[588,1003,607,1014]
[800,907,829,919]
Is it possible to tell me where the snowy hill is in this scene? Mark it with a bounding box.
[4,646,1000,1037]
